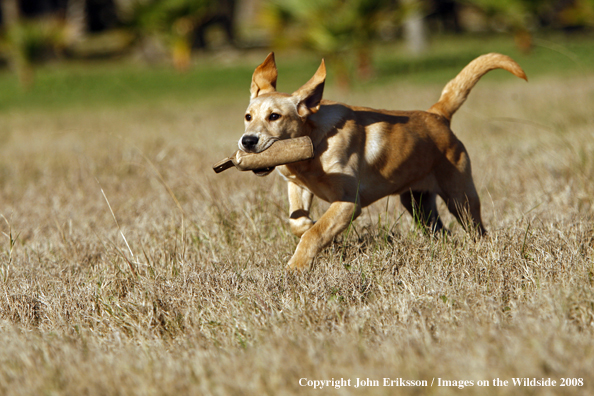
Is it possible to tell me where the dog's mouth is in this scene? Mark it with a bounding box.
[252,167,275,176]
[239,135,278,154]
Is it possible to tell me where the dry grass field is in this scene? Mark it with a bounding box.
[1,43,593,395]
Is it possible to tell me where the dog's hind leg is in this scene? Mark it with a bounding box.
[443,190,485,236]
[437,170,486,236]
[400,190,445,234]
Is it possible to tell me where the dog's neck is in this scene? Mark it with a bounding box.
[306,101,350,148]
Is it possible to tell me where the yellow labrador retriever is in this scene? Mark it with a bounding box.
[239,53,526,271]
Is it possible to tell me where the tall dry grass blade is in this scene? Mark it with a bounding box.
[96,178,137,276]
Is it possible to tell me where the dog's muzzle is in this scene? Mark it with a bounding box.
[240,134,259,153]
[239,134,277,175]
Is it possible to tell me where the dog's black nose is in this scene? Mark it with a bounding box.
[241,135,259,151]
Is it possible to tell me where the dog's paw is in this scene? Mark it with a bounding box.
[289,217,314,238]
[285,253,312,272]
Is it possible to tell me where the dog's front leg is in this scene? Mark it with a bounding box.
[288,181,314,237]
[287,201,361,271]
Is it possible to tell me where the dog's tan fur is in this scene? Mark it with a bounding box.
[239,53,527,271]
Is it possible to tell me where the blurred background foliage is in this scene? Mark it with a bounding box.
[261,0,402,85]
[0,0,593,90]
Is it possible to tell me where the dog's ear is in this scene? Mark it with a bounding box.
[251,53,278,100]
[293,60,326,117]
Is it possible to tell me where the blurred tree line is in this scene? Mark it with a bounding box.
[1,0,593,87]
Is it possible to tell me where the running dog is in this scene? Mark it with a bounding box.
[239,52,526,271]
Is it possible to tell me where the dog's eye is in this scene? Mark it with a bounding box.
[245,114,252,122]
[269,113,281,121]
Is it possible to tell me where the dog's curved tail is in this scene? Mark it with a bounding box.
[428,53,527,121]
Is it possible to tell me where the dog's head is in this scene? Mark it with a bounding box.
[239,53,325,176]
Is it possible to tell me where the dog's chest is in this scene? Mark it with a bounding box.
[276,146,360,202]
[276,161,340,202]
[276,164,318,194]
